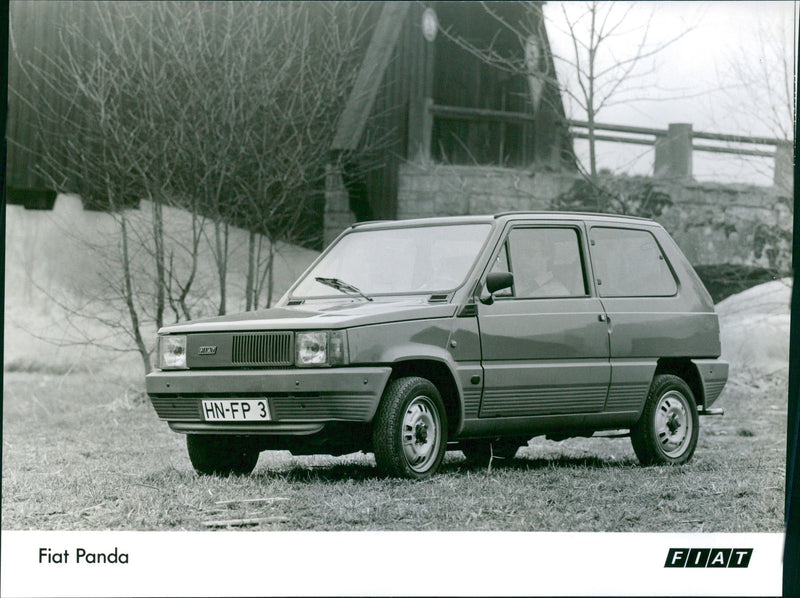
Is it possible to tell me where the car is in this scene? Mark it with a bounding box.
[146,212,728,479]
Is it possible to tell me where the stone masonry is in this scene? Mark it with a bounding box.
[324,159,792,270]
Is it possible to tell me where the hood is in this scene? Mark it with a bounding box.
[158,296,458,334]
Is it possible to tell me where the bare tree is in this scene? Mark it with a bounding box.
[225,2,371,311]
[548,2,693,177]
[8,2,172,373]
[708,11,795,187]
[716,13,795,142]
[8,1,372,374]
[438,1,692,180]
[144,2,370,314]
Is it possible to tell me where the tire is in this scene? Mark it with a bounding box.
[372,376,448,479]
[461,439,519,468]
[186,434,260,476]
[631,374,699,466]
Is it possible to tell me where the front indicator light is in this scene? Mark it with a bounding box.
[328,330,349,365]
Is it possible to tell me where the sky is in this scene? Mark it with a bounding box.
[542,1,797,185]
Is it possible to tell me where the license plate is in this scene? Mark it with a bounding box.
[201,399,271,421]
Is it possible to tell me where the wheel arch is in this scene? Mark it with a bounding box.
[654,358,705,407]
[388,358,462,436]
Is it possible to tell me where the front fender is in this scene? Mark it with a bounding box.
[348,319,471,429]
[348,319,454,365]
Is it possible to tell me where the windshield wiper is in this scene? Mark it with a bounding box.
[315,277,373,301]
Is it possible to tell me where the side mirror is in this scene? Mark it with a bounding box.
[480,272,513,305]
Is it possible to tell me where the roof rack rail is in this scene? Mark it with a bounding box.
[492,210,652,221]
[350,220,389,228]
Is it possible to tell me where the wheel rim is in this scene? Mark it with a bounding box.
[401,395,441,473]
[654,390,693,458]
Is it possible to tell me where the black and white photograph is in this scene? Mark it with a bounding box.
[2,1,795,596]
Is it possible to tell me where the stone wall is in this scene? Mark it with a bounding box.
[324,159,792,270]
[396,162,576,218]
[656,181,792,271]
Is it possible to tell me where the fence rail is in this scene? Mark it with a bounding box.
[568,119,789,159]
[428,102,792,188]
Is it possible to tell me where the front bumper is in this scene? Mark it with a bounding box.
[146,366,392,434]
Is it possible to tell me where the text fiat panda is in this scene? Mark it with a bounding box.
[146,212,728,479]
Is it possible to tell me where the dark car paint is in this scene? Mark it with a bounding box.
[146,212,727,445]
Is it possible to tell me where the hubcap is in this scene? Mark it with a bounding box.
[401,395,441,473]
[655,390,692,457]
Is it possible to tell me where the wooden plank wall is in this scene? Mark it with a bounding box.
[430,2,536,168]
[7,1,90,196]
[357,3,426,220]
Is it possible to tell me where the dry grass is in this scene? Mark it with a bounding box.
[3,198,319,379]
[2,365,786,532]
[2,198,788,532]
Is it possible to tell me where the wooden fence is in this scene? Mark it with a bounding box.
[427,102,793,190]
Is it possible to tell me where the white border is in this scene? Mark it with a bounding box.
[0,531,784,597]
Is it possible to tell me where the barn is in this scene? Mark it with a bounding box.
[324,1,575,244]
[5,1,573,242]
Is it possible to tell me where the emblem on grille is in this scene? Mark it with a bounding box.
[198,346,217,355]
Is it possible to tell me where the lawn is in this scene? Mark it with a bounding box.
[2,363,786,532]
[2,199,789,532]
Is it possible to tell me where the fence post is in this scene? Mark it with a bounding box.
[773,143,793,194]
[654,123,693,181]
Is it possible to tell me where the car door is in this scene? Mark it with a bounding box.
[586,224,689,414]
[477,222,611,418]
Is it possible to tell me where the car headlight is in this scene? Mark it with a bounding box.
[295,330,348,367]
[159,335,188,370]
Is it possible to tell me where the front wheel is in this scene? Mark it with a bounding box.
[631,374,699,466]
[186,434,260,476]
[372,376,448,479]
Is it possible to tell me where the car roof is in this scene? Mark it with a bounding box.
[350,211,657,231]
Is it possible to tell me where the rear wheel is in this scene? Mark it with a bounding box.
[631,374,699,465]
[186,434,260,476]
[461,439,520,467]
[372,376,447,479]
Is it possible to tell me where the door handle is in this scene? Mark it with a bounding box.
[598,314,608,322]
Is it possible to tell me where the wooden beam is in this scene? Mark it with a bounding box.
[332,2,410,151]
[692,144,776,158]
[567,119,666,138]
[431,104,537,125]
[571,132,655,147]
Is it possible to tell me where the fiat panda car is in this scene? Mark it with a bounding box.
[146,212,727,479]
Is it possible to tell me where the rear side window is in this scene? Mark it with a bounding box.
[590,227,677,297]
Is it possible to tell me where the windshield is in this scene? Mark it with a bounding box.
[292,223,492,298]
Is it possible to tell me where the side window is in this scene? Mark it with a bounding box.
[505,227,587,298]
[590,227,677,297]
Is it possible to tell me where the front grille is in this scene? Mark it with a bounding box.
[232,332,294,366]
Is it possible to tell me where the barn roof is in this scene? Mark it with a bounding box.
[332,2,410,152]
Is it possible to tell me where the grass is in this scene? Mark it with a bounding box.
[3,195,788,533]
[2,365,787,532]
